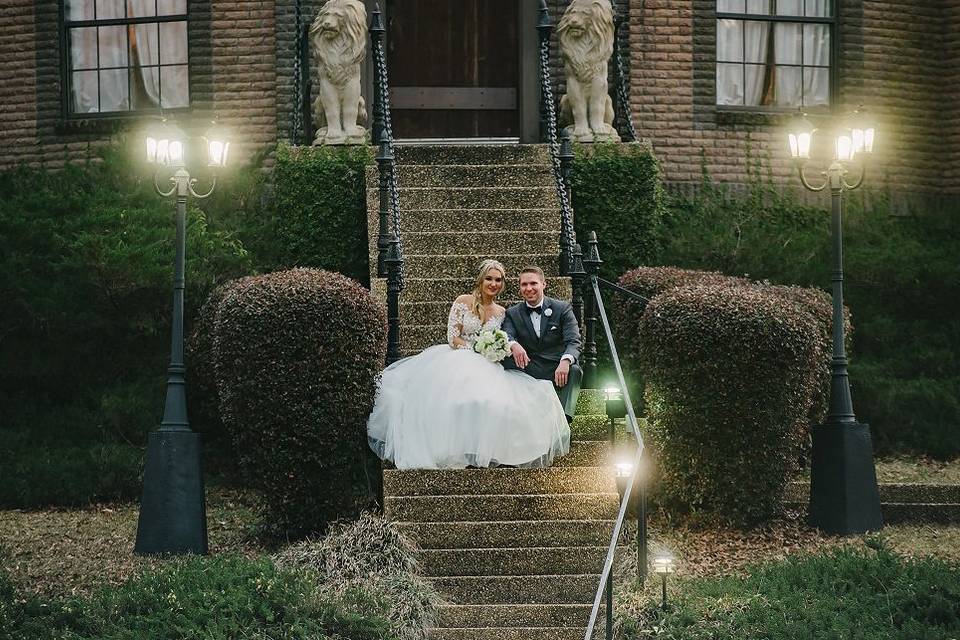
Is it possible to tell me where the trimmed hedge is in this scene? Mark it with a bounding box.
[210,268,387,538]
[638,284,823,525]
[572,142,667,280]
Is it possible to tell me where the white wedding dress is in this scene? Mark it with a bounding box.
[367,300,571,470]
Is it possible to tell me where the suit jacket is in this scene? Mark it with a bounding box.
[502,296,582,370]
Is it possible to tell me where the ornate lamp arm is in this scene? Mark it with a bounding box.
[187,176,218,199]
[154,170,178,198]
[796,162,829,192]
[841,163,866,191]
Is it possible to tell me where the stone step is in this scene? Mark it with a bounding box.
[394,144,551,165]
[427,626,601,640]
[396,519,615,549]
[417,546,608,577]
[367,186,558,212]
[366,208,562,234]
[436,604,597,628]
[370,277,572,305]
[555,441,612,468]
[430,574,602,605]
[401,314,608,353]
[575,389,606,416]
[785,481,960,504]
[404,254,560,280]
[384,467,616,497]
[380,231,559,258]
[393,165,556,188]
[396,300,521,326]
[385,493,619,522]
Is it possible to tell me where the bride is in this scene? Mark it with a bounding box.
[367,259,570,470]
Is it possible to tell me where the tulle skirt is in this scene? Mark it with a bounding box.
[367,344,570,470]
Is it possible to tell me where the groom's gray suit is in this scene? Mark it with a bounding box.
[502,296,582,422]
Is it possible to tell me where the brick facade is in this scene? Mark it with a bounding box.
[0,0,956,204]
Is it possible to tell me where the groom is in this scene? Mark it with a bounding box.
[502,266,582,423]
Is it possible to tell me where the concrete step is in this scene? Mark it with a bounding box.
[404,254,560,280]
[384,467,616,497]
[396,300,520,326]
[393,164,556,188]
[417,546,608,576]
[400,312,604,352]
[555,441,612,468]
[427,627,600,640]
[394,144,551,165]
[436,604,597,628]
[366,208,562,234]
[429,574,602,605]
[385,493,619,522]
[570,415,612,441]
[367,186,558,212]
[396,519,615,549]
[370,277,572,305]
[383,231,559,258]
[575,389,606,416]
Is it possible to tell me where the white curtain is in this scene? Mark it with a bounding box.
[802,0,830,105]
[743,21,770,105]
[717,19,744,105]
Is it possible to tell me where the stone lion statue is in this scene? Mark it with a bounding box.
[557,0,620,143]
[310,0,368,145]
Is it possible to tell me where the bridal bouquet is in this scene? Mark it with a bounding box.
[473,328,510,363]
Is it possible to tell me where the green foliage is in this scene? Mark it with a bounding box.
[618,546,960,639]
[271,143,372,284]
[204,269,387,538]
[659,164,960,457]
[1,555,399,640]
[638,285,823,525]
[572,142,667,280]
[275,513,442,640]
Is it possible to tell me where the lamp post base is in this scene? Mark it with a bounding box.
[808,421,883,535]
[134,430,208,555]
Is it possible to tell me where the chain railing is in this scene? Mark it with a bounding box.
[291,0,304,144]
[370,4,405,364]
[609,0,637,142]
[536,0,577,278]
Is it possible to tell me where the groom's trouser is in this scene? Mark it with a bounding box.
[503,357,582,423]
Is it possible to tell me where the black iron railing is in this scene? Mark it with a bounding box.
[370,4,405,364]
[610,0,637,142]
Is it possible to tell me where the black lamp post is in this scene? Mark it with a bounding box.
[134,120,229,555]
[787,110,883,535]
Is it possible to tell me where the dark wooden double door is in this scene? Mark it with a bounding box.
[386,0,522,139]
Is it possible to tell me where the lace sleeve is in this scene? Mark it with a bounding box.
[447,301,468,348]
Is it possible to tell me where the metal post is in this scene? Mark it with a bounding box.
[582,231,603,388]
[570,242,585,328]
[536,0,552,144]
[660,573,667,607]
[370,5,386,144]
[605,572,613,639]
[638,459,647,582]
[826,182,855,423]
[559,130,575,275]
[375,133,393,278]
[385,238,402,364]
[135,167,208,556]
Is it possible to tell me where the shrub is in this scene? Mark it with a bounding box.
[638,285,822,525]
[572,142,667,280]
[617,546,960,640]
[275,512,442,640]
[211,268,387,537]
[271,143,372,283]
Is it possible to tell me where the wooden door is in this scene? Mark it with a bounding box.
[386,0,520,139]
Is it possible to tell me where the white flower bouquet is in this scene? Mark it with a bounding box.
[473,328,510,363]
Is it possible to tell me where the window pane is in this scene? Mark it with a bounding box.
[745,0,770,15]
[96,0,124,19]
[98,25,128,67]
[72,70,99,112]
[805,0,831,17]
[775,0,802,15]
[744,21,770,63]
[717,19,743,61]
[803,67,829,105]
[160,65,189,108]
[66,0,95,20]
[128,0,156,17]
[158,0,187,15]
[744,63,767,104]
[775,66,801,106]
[774,22,801,64]
[69,27,98,70]
[131,66,160,108]
[804,24,830,65]
[131,23,159,66]
[717,63,744,105]
[160,21,188,64]
[99,68,130,111]
[718,0,744,13]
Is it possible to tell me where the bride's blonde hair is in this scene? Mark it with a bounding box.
[471,259,506,318]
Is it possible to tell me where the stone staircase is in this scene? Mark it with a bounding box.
[366,144,571,356]
[384,389,618,640]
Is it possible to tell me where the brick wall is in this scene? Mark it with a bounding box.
[945,0,960,192]
[627,0,959,203]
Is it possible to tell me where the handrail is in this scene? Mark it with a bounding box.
[583,272,646,640]
[597,277,650,305]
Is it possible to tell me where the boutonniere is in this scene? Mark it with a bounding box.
[543,308,553,317]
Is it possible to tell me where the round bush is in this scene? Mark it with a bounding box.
[212,268,386,537]
[638,284,822,525]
